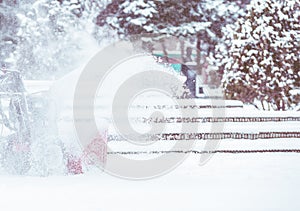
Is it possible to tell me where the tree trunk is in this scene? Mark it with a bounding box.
[161,39,168,62]
[196,34,202,75]
[282,100,285,111]
[179,38,185,63]
[261,100,265,110]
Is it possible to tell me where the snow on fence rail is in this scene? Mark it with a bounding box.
[108,149,300,155]
[140,116,300,123]
[106,104,300,156]
[108,132,300,141]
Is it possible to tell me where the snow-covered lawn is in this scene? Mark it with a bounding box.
[1,152,300,211]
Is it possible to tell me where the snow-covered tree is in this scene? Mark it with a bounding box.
[207,0,250,85]
[223,0,300,110]
[0,1,20,66]
[97,0,245,75]
[0,0,113,79]
[15,0,79,78]
[2,0,104,79]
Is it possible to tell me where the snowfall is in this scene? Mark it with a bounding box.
[1,54,300,211]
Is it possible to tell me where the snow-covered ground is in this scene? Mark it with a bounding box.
[0,55,300,211]
[1,153,300,211]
